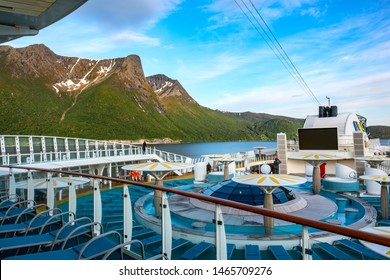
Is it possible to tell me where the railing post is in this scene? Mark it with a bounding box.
[8,168,16,202]
[108,163,112,189]
[215,204,227,260]
[46,172,55,211]
[15,136,21,164]
[123,184,133,249]
[27,170,34,207]
[301,225,311,260]
[68,179,76,221]
[161,191,172,260]
[93,179,102,235]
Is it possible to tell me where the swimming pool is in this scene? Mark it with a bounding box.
[59,178,377,250]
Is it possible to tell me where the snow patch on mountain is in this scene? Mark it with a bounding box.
[52,59,117,93]
[155,81,173,93]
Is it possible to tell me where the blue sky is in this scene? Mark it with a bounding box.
[7,0,390,126]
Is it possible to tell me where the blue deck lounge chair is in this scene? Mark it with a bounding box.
[0,200,39,225]
[181,241,213,260]
[334,239,386,260]
[268,245,292,260]
[0,209,70,238]
[245,244,261,260]
[5,231,139,260]
[0,217,95,259]
[0,194,21,210]
[312,242,353,260]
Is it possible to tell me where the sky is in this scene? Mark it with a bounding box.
[6,0,390,126]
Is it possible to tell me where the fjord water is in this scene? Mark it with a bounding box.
[153,141,277,158]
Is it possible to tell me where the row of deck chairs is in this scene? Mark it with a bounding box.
[0,194,150,260]
[0,194,42,226]
[311,239,387,260]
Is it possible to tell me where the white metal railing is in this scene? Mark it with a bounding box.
[378,163,390,175]
[1,165,390,261]
[0,135,191,166]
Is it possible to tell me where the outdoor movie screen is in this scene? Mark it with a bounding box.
[298,127,338,150]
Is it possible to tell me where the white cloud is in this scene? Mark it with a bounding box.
[192,54,253,80]
[113,32,160,47]
[77,0,184,31]
[206,0,322,21]
[300,7,322,18]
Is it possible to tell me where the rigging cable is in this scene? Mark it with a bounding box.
[248,0,321,106]
[234,0,304,94]
[235,0,322,106]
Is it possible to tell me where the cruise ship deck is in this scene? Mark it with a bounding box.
[0,134,389,261]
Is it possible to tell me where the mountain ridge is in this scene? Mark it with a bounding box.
[0,44,387,142]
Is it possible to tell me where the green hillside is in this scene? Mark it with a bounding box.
[0,75,303,141]
[366,126,390,139]
[0,75,72,135]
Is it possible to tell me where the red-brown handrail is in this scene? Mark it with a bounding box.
[3,165,390,248]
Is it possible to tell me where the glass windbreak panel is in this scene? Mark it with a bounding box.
[4,137,16,154]
[33,153,41,162]
[32,137,42,153]
[19,137,30,154]
[0,176,8,193]
[56,138,65,152]
[68,139,76,151]
[45,137,54,152]
[78,139,85,150]
[107,143,114,156]
[89,141,96,150]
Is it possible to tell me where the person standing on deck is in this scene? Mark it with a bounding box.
[273,157,281,174]
[142,141,147,154]
[206,162,212,174]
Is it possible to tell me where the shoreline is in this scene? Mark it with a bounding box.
[114,138,181,145]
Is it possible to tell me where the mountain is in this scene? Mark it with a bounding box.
[147,74,196,104]
[0,44,306,142]
[366,126,390,139]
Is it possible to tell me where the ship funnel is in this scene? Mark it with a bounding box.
[319,105,338,118]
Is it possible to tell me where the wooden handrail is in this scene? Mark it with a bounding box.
[3,165,390,248]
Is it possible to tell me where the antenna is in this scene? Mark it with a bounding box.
[326,96,330,107]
